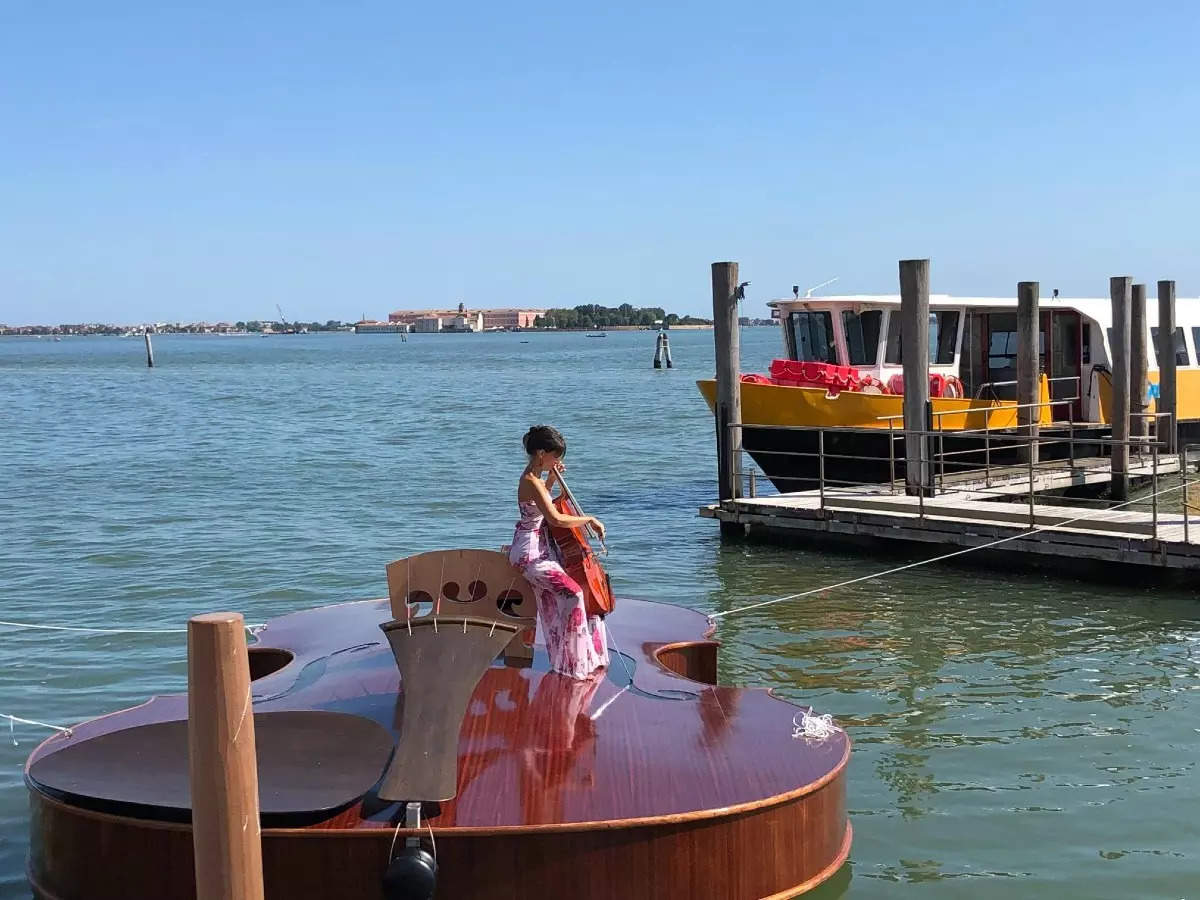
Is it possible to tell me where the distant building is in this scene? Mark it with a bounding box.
[389,307,543,330]
[355,320,409,334]
[480,308,541,329]
[444,312,484,333]
[412,317,443,334]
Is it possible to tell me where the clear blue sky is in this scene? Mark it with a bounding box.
[3,1,1198,324]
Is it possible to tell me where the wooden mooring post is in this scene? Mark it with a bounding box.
[899,259,930,496]
[712,262,742,532]
[1130,283,1149,443]
[144,329,155,368]
[1110,276,1132,501]
[1157,280,1178,453]
[189,612,265,900]
[1017,282,1039,465]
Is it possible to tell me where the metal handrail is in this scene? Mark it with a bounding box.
[875,394,1080,422]
[972,375,1081,401]
[727,414,1181,542]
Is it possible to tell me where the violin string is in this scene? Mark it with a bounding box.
[0,619,264,635]
[406,556,413,625]
[435,556,445,623]
[387,815,403,861]
[605,620,634,688]
[708,477,1200,622]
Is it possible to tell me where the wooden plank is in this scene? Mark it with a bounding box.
[712,262,742,518]
[713,493,1200,555]
[1158,280,1178,453]
[823,496,1156,536]
[899,259,931,496]
[1017,282,1039,464]
[1110,276,1132,499]
[1131,283,1149,440]
[188,612,265,900]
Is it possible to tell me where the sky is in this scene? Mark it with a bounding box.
[2,1,1199,325]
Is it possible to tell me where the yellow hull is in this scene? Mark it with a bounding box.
[698,369,1199,433]
[1148,369,1200,421]
[696,379,1052,431]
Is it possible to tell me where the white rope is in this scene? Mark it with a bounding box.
[0,619,266,635]
[4,713,73,745]
[711,476,1200,622]
[792,708,842,740]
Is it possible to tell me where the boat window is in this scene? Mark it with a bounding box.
[884,311,959,365]
[788,311,836,363]
[841,310,882,366]
[1082,323,1091,365]
[934,311,959,364]
[1151,326,1190,366]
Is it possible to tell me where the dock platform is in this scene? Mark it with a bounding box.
[702,455,1200,574]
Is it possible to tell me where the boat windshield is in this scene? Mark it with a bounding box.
[842,309,882,366]
[788,311,836,363]
[884,310,960,365]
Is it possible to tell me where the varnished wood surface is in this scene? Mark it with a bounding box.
[29,711,393,819]
[27,591,852,898]
[30,776,849,900]
[28,597,847,829]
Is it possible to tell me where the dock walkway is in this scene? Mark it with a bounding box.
[702,455,1200,573]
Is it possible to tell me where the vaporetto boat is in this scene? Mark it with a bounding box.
[698,293,1198,492]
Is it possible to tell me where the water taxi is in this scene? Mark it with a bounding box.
[698,293,1199,491]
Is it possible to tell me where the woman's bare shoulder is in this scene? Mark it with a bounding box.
[517,472,542,499]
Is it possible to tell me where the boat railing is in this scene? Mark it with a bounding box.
[727,411,1187,541]
[970,375,1082,403]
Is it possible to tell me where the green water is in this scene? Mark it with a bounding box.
[1,330,1197,898]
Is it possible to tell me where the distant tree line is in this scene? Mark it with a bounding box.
[533,304,712,329]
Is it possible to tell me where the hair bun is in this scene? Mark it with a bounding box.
[523,425,566,457]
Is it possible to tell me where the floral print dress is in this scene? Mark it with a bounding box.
[509,499,609,679]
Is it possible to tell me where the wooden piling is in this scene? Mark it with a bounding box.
[899,259,930,496]
[713,262,742,526]
[144,330,155,368]
[1157,280,1178,453]
[1016,282,1040,465]
[663,332,673,368]
[188,612,265,900]
[653,332,663,369]
[1130,284,1149,442]
[1110,276,1132,501]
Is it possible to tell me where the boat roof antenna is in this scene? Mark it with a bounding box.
[803,277,839,298]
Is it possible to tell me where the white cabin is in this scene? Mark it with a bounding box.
[769,294,1200,424]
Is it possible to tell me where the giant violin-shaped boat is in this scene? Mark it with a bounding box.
[26,550,851,899]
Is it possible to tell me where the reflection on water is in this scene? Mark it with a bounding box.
[705,541,1200,896]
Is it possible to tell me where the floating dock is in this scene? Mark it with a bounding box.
[702,454,1200,573]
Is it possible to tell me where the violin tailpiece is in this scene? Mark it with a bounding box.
[378,550,537,803]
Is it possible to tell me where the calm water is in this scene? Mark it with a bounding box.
[2,330,1197,898]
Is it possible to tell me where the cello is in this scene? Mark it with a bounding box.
[548,471,615,618]
[25,548,851,899]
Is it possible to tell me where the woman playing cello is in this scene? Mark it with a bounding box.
[509,425,609,680]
